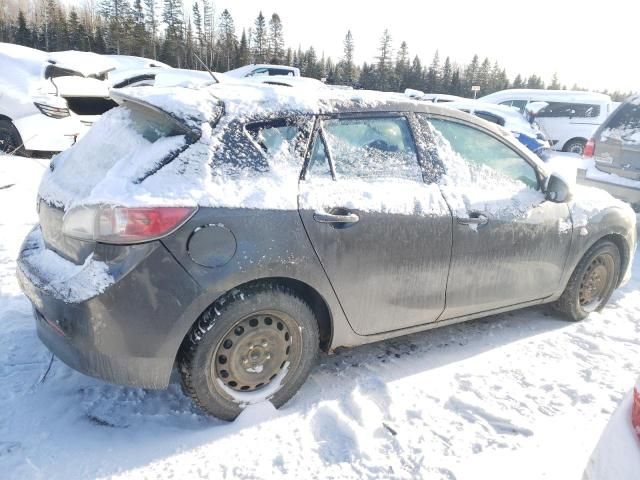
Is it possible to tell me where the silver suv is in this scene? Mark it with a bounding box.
[579,95,640,209]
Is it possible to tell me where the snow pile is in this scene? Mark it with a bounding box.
[17,227,113,303]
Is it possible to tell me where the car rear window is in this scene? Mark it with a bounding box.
[606,101,640,131]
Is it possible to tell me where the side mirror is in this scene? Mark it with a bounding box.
[545,173,573,203]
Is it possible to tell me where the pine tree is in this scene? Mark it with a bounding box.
[395,41,409,90]
[267,13,284,64]
[440,56,452,94]
[162,0,184,65]
[548,72,561,90]
[216,8,236,71]
[477,57,491,94]
[513,74,524,88]
[144,0,158,58]
[464,54,479,93]
[15,10,30,46]
[405,55,424,91]
[341,30,355,85]
[425,50,440,92]
[237,28,250,66]
[132,0,146,56]
[252,11,267,63]
[450,68,461,95]
[376,29,394,91]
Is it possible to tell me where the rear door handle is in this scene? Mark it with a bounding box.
[457,212,489,226]
[313,211,360,224]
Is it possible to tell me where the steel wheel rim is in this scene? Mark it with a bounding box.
[568,143,584,155]
[579,253,614,311]
[212,312,296,393]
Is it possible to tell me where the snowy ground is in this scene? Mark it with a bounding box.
[1,154,639,479]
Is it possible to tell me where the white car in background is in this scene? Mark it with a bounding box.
[404,89,466,103]
[224,64,300,78]
[479,89,613,155]
[0,43,117,155]
[442,100,551,156]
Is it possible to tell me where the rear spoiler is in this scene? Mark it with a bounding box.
[109,89,202,143]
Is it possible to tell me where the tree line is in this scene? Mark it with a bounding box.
[0,0,632,101]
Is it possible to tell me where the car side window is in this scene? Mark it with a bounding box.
[246,118,311,162]
[321,116,421,180]
[428,117,539,190]
[537,102,601,119]
[306,135,332,178]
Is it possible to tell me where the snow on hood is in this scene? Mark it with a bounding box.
[47,50,116,77]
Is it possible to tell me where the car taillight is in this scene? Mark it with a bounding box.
[62,205,197,244]
[583,138,595,157]
[633,384,640,440]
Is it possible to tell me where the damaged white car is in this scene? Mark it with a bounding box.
[0,43,118,155]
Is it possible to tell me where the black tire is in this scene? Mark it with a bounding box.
[555,240,620,321]
[0,120,26,155]
[179,284,319,420]
[563,138,586,155]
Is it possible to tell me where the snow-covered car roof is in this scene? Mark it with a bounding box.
[238,75,327,89]
[0,43,115,80]
[109,68,219,89]
[47,50,116,77]
[224,64,301,78]
[480,88,612,104]
[105,55,171,71]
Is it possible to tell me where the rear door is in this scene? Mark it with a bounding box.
[598,100,640,174]
[298,113,453,336]
[418,115,572,320]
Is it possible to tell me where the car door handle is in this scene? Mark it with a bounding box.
[313,211,360,224]
[457,213,489,226]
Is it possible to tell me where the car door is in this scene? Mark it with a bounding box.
[298,113,453,336]
[418,114,573,320]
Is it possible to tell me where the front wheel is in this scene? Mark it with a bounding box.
[179,285,319,420]
[0,120,25,155]
[555,241,620,321]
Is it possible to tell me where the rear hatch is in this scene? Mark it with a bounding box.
[595,98,640,179]
[38,86,222,264]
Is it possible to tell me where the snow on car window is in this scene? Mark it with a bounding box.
[322,117,421,181]
[39,105,188,208]
[600,100,640,145]
[424,117,545,222]
[429,118,539,191]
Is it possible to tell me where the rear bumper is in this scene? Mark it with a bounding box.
[576,168,640,206]
[16,227,202,389]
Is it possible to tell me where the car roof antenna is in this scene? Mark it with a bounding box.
[193,53,218,83]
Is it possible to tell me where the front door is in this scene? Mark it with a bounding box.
[298,114,453,336]
[420,115,573,320]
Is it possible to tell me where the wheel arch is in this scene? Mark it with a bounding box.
[177,276,334,360]
[595,233,631,287]
[0,114,13,123]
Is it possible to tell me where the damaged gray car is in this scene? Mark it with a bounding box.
[17,83,636,420]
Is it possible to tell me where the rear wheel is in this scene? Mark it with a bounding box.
[0,120,25,155]
[179,285,319,420]
[555,241,620,321]
[563,138,586,155]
